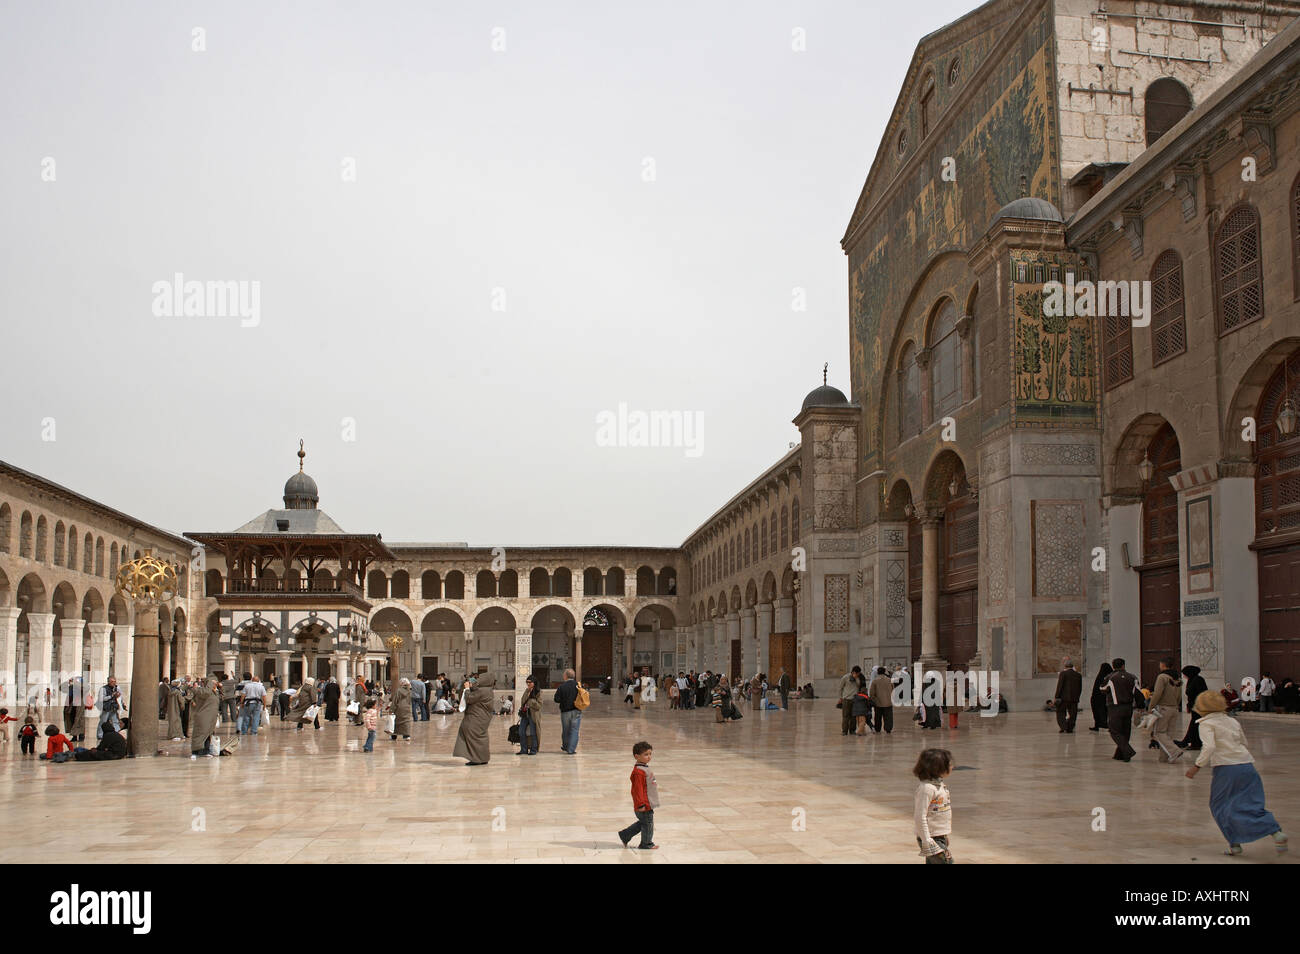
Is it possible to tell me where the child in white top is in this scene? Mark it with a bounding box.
[913,747,954,864]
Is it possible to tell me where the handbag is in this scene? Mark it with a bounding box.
[507,723,520,744]
[458,692,468,713]
[261,706,271,727]
[346,701,360,716]
[384,714,396,734]
[304,704,320,720]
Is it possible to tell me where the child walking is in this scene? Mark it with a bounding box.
[618,741,659,850]
[18,717,39,756]
[361,699,378,753]
[913,747,954,863]
[0,708,15,746]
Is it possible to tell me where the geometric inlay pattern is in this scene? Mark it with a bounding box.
[1032,501,1083,598]
[825,574,850,632]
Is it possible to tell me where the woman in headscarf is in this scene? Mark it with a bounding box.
[453,674,495,765]
[290,677,320,731]
[642,673,656,703]
[920,672,943,729]
[390,678,413,740]
[186,677,220,759]
[167,680,186,740]
[351,674,369,725]
[851,670,872,735]
[1177,665,1209,749]
[1088,662,1113,732]
[517,676,541,755]
[1185,690,1288,856]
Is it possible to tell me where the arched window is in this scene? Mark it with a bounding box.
[109,542,118,576]
[780,506,789,550]
[94,538,103,576]
[930,300,962,418]
[53,522,65,566]
[1144,78,1192,146]
[499,569,518,597]
[552,567,572,597]
[444,570,465,600]
[0,503,10,553]
[367,570,388,599]
[476,570,497,599]
[751,523,758,563]
[1292,173,1300,300]
[1143,424,1181,564]
[1103,308,1134,390]
[791,499,800,544]
[83,533,92,573]
[743,528,750,568]
[761,518,769,558]
[66,526,77,569]
[19,511,32,557]
[583,568,603,596]
[390,570,410,599]
[1150,250,1186,366]
[421,570,441,599]
[898,343,921,440]
[605,567,624,596]
[528,568,549,598]
[769,511,778,554]
[1216,204,1264,335]
[35,516,48,562]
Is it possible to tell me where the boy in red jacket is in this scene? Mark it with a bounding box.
[618,741,659,850]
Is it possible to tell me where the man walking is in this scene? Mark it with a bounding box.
[554,668,582,754]
[240,674,266,735]
[97,676,122,740]
[1053,658,1083,733]
[1148,658,1183,762]
[838,666,861,735]
[868,667,894,734]
[1103,658,1139,762]
[1260,672,1276,713]
[777,668,791,710]
[220,674,239,727]
[410,674,426,722]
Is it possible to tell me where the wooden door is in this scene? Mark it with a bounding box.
[768,633,796,686]
[582,629,613,683]
[949,589,977,668]
[730,639,741,680]
[1139,564,1181,687]
[421,656,438,678]
[531,665,550,688]
[1259,543,1300,678]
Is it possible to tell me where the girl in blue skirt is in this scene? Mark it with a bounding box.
[1185,690,1288,856]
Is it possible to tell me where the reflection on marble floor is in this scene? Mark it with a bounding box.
[2,694,1296,864]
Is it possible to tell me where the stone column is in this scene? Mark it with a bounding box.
[221,652,239,680]
[333,655,350,685]
[0,606,20,712]
[159,635,172,683]
[128,600,160,757]
[113,625,134,705]
[740,608,756,676]
[956,314,975,403]
[276,651,291,688]
[514,628,532,696]
[26,613,56,710]
[774,598,794,633]
[920,514,946,670]
[725,612,740,678]
[86,623,114,687]
[574,630,583,683]
[58,618,85,701]
[755,602,773,677]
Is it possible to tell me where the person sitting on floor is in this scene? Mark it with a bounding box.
[73,719,130,761]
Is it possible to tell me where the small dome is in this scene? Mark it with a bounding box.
[283,471,319,510]
[801,383,850,411]
[992,196,1064,224]
[283,440,319,509]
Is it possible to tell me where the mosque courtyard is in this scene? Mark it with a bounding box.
[3,693,1296,865]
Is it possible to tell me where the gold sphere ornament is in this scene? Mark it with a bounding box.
[114,548,179,605]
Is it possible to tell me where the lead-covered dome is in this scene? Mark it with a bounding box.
[283,441,319,509]
[992,196,1064,224]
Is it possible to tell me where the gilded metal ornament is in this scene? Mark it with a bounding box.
[114,548,179,605]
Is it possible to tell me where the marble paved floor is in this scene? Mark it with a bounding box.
[2,695,1296,864]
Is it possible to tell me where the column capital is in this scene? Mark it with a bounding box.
[0,606,21,625]
[86,622,115,638]
[58,617,83,636]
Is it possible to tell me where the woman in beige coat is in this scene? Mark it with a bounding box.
[290,677,320,731]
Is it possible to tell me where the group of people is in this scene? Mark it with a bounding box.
[623,669,797,718]
[1055,656,1289,857]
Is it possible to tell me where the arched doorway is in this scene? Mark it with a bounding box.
[941,469,978,668]
[1139,422,1182,687]
[582,607,613,684]
[1255,350,1300,676]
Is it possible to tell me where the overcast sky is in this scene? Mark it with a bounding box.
[1,0,975,547]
